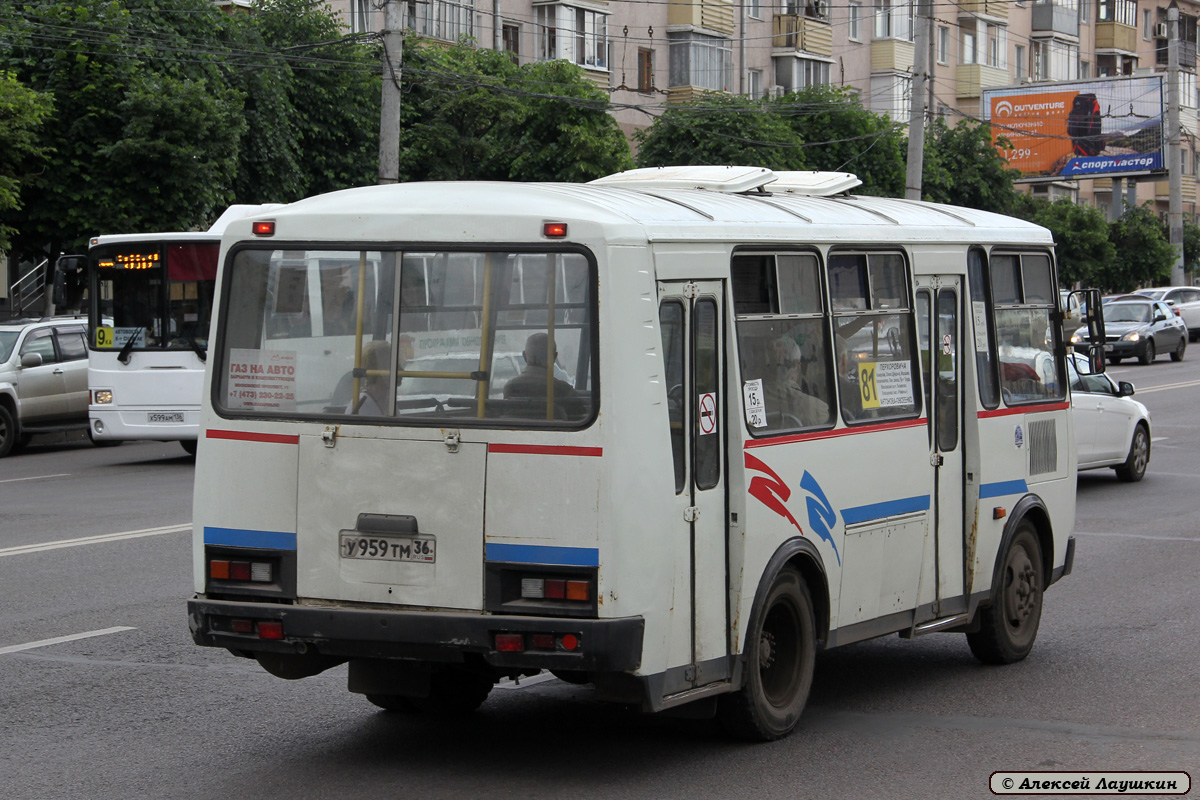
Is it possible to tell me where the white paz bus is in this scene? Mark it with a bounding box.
[189,167,1099,740]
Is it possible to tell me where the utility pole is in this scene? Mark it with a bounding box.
[379,0,403,185]
[1168,1,1185,283]
[905,0,931,200]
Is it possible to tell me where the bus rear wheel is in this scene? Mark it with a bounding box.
[718,566,815,741]
[967,522,1043,665]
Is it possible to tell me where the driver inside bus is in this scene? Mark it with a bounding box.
[348,340,393,415]
[503,332,576,400]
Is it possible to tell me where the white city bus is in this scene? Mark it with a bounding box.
[83,206,280,454]
[189,167,1094,739]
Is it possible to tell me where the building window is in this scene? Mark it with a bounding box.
[503,23,520,62]
[1014,44,1026,79]
[407,0,474,42]
[535,5,609,69]
[747,68,763,98]
[937,25,949,63]
[874,0,913,40]
[1033,38,1079,80]
[668,31,733,90]
[1080,59,1090,78]
[749,0,762,19]
[1098,0,1136,26]
[1184,71,1198,108]
[350,0,372,33]
[1080,0,1090,23]
[962,32,977,64]
[849,1,862,40]
[638,48,654,92]
[987,24,1006,68]
[1143,8,1152,38]
[870,72,911,119]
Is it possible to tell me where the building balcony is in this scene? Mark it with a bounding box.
[1155,39,1198,69]
[668,0,735,35]
[1031,3,1079,37]
[956,63,1011,98]
[871,39,914,73]
[956,0,1008,20]
[1156,178,1197,203]
[1095,22,1138,53]
[772,13,833,57]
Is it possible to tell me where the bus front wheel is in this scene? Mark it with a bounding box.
[967,522,1044,665]
[718,566,815,741]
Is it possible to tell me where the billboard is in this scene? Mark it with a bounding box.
[982,76,1165,181]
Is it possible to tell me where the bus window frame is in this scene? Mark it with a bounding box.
[967,247,1002,411]
[988,247,1066,408]
[211,240,602,431]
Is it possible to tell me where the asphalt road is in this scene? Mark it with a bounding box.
[2,357,1198,800]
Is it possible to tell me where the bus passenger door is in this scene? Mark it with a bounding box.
[659,281,729,687]
[915,278,965,617]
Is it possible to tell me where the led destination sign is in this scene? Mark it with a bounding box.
[97,251,161,270]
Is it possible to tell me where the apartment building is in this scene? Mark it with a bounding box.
[331,0,1200,216]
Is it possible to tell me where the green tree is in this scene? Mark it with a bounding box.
[1102,205,1175,292]
[922,118,1021,213]
[0,71,52,253]
[1012,194,1115,288]
[1178,216,1200,277]
[634,93,806,171]
[773,85,905,196]
[397,40,630,182]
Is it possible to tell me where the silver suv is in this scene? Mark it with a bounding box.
[0,317,91,457]
[1136,286,1200,341]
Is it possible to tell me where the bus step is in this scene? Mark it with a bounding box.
[659,681,734,711]
[907,613,971,638]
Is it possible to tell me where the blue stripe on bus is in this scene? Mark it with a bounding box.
[841,495,931,525]
[204,527,297,551]
[485,543,600,567]
[979,479,1029,499]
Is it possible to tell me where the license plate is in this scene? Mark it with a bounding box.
[339,533,435,563]
[147,412,185,423]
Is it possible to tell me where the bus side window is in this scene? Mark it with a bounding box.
[659,301,686,494]
[992,252,1063,405]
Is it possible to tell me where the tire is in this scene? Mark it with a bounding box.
[1115,424,1150,482]
[1108,356,1123,365]
[0,405,16,458]
[718,567,816,741]
[1171,337,1186,362]
[1138,340,1155,365]
[967,523,1044,665]
[180,439,198,456]
[407,669,494,714]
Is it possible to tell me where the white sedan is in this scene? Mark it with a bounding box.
[1068,354,1151,481]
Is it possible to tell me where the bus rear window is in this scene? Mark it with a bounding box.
[217,247,597,427]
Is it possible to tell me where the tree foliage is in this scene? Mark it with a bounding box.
[772,85,905,196]
[922,118,1020,213]
[1101,204,1176,292]
[0,71,52,252]
[1012,194,1115,288]
[634,93,806,171]
[398,39,631,182]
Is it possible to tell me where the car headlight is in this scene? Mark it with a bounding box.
[1122,331,1142,342]
[93,389,113,404]
[1070,332,1084,344]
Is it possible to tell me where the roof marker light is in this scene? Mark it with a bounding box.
[543,222,567,238]
[252,221,276,237]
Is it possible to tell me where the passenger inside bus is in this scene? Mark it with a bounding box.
[503,332,577,400]
[765,337,831,428]
[348,340,393,415]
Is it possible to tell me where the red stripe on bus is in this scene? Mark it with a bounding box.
[744,418,925,449]
[206,429,300,445]
[488,444,603,457]
[978,402,1070,419]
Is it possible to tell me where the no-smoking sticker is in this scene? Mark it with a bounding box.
[698,392,717,435]
[941,333,954,355]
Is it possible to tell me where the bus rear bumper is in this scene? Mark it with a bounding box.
[188,597,644,673]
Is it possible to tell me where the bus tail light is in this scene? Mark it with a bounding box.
[520,577,590,602]
[494,632,582,653]
[256,621,284,640]
[210,559,273,583]
[495,633,524,652]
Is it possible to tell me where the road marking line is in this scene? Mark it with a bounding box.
[0,626,136,656]
[1135,378,1200,394]
[495,671,558,690]
[1074,530,1199,542]
[0,523,192,558]
[0,473,71,484]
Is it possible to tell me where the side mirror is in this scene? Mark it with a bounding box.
[55,254,87,274]
[1154,312,1166,322]
[1118,381,1135,397]
[20,353,43,368]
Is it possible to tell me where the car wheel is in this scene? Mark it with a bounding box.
[1138,340,1155,365]
[718,566,815,741]
[1115,424,1150,482]
[0,405,17,458]
[967,522,1043,664]
[180,440,197,456]
[1171,337,1186,362]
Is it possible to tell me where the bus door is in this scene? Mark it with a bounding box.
[659,281,729,686]
[915,277,965,617]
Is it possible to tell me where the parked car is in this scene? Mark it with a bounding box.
[1068,353,1151,481]
[1071,299,1187,364]
[0,316,95,457]
[1134,286,1200,341]
[1101,293,1146,305]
